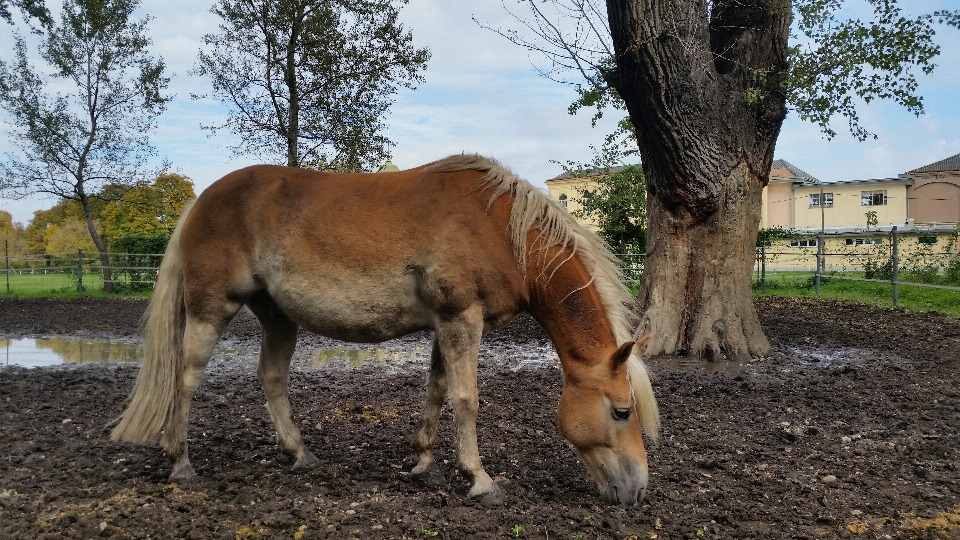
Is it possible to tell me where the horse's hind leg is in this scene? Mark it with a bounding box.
[162,315,226,480]
[411,338,448,486]
[247,295,319,469]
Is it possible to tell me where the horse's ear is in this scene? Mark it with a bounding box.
[612,341,635,368]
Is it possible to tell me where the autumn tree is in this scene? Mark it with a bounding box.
[100,173,195,239]
[0,210,30,257]
[194,0,430,171]
[0,0,169,292]
[495,1,960,360]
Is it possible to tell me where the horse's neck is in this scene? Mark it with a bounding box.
[526,249,617,366]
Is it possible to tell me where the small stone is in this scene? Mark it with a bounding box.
[315,423,322,431]
[841,436,851,444]
[851,434,862,440]
[822,475,838,484]
[62,419,72,424]
[0,490,11,499]
[99,521,108,531]
[851,510,863,516]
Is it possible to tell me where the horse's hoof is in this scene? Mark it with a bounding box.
[168,463,196,481]
[293,450,320,469]
[469,483,504,506]
[410,462,446,488]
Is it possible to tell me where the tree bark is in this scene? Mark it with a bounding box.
[605,0,791,360]
[79,193,113,294]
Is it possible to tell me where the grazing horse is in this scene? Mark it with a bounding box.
[110,155,659,505]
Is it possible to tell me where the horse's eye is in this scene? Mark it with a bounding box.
[612,407,631,422]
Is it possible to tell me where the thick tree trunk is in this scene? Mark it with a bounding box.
[605,0,790,360]
[636,163,769,361]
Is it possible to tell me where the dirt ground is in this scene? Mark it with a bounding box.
[1,297,958,539]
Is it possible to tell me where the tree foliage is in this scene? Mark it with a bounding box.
[0,0,51,30]
[492,1,960,160]
[193,0,430,171]
[0,0,169,290]
[570,164,647,255]
[100,173,195,240]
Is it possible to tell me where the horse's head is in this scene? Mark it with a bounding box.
[557,339,649,505]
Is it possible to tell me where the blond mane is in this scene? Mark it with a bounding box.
[428,154,660,442]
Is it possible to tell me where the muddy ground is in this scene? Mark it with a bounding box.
[0,297,958,539]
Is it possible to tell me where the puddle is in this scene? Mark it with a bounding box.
[1,336,563,374]
[296,346,428,371]
[645,357,754,373]
[1,338,142,368]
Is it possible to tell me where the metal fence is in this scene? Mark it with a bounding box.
[2,248,163,296]
[755,227,960,306]
[4,238,957,304]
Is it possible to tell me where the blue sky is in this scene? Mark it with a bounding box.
[2,0,959,225]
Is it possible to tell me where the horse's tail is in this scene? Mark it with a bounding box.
[110,200,194,446]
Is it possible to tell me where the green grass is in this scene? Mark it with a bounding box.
[754,271,960,317]
[1,272,153,298]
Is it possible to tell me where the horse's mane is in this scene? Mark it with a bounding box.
[427,154,660,442]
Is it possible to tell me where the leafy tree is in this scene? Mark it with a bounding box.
[0,0,169,292]
[100,173,195,239]
[194,0,430,171]
[44,218,97,255]
[571,164,647,256]
[493,1,960,360]
[0,0,51,30]
[0,210,30,257]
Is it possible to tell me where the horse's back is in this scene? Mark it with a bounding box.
[178,164,527,341]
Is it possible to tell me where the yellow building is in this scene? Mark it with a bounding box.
[762,159,910,230]
[544,166,631,232]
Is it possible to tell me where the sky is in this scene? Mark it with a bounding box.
[2,0,959,225]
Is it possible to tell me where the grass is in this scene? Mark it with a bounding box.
[1,272,153,298]
[754,271,960,317]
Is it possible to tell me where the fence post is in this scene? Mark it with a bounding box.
[760,244,767,292]
[78,249,83,298]
[5,239,9,295]
[815,233,823,295]
[891,226,899,307]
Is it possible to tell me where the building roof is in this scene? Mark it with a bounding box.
[770,159,819,183]
[547,165,628,182]
[378,160,400,173]
[794,176,912,190]
[911,152,960,173]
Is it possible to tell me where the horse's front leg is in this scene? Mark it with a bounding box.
[434,305,502,505]
[412,338,448,486]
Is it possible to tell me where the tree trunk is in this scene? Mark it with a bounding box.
[80,195,113,293]
[636,162,770,361]
[605,0,791,360]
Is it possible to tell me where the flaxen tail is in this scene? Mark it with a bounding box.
[110,201,194,446]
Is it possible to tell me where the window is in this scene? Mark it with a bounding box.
[845,238,883,246]
[789,239,819,247]
[558,193,567,209]
[861,190,887,206]
[918,236,938,245]
[809,192,834,208]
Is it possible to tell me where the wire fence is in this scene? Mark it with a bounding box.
[2,246,163,296]
[3,234,958,305]
[754,227,960,306]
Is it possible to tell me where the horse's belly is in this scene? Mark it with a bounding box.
[268,277,431,343]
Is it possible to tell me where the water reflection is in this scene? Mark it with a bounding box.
[299,346,427,370]
[1,338,142,368]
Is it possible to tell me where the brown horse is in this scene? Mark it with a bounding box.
[110,155,659,505]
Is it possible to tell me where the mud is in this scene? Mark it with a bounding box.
[1,297,959,539]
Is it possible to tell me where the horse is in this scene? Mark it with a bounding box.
[110,154,660,505]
